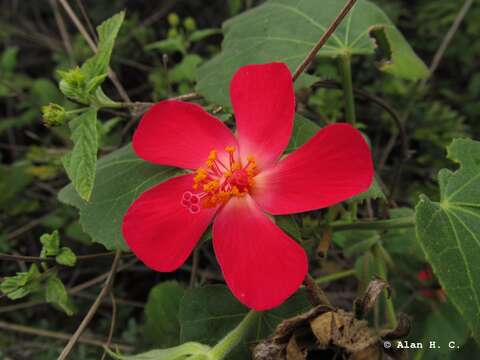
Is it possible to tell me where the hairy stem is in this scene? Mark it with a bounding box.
[338,53,356,125]
[316,269,356,284]
[373,244,397,330]
[329,216,415,232]
[208,310,259,360]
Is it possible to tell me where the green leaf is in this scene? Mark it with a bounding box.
[0,163,33,209]
[145,38,186,54]
[45,274,76,315]
[349,175,386,202]
[197,0,428,106]
[170,55,203,84]
[285,114,320,153]
[1,46,18,73]
[63,108,99,201]
[144,281,185,348]
[411,302,470,359]
[179,285,310,359]
[276,215,302,242]
[189,29,221,43]
[58,144,181,250]
[0,264,41,300]
[415,138,480,344]
[56,247,77,267]
[82,11,125,82]
[40,230,60,258]
[105,342,210,360]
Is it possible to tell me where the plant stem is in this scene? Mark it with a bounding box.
[316,269,356,284]
[329,216,415,232]
[373,244,397,330]
[292,0,358,81]
[208,310,259,360]
[338,53,356,125]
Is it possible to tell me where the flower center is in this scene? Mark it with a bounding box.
[181,146,257,213]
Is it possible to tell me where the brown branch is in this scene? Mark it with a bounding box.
[303,273,332,307]
[0,320,132,353]
[100,291,117,360]
[49,0,74,65]
[57,249,122,360]
[292,0,358,81]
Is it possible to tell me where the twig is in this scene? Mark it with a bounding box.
[189,247,200,288]
[0,320,132,352]
[292,0,357,81]
[120,92,202,136]
[378,0,473,181]
[57,249,122,360]
[75,0,98,43]
[100,291,117,360]
[0,251,125,263]
[49,0,74,65]
[0,258,137,315]
[5,212,57,241]
[311,80,408,165]
[420,0,474,89]
[57,0,131,104]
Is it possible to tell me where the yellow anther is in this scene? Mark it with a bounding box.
[247,155,255,162]
[224,170,232,177]
[208,150,218,161]
[225,145,235,153]
[232,162,241,171]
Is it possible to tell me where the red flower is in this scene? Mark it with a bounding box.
[122,62,373,310]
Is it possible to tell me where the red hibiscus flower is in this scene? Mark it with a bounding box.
[122,62,373,310]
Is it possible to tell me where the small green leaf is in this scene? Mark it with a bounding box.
[189,29,221,43]
[56,247,77,267]
[197,0,428,106]
[45,274,76,315]
[63,108,99,201]
[179,285,310,359]
[40,230,60,258]
[170,55,203,83]
[82,11,125,82]
[105,342,210,360]
[0,264,41,300]
[144,281,185,348]
[349,175,386,202]
[58,144,181,250]
[145,38,186,54]
[415,138,480,344]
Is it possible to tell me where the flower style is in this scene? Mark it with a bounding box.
[122,62,373,310]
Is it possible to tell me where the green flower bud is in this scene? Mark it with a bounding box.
[167,28,179,39]
[167,13,180,27]
[183,17,196,31]
[58,66,85,88]
[41,103,66,127]
[58,66,88,103]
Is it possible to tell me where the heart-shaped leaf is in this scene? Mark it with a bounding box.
[59,144,181,250]
[416,138,480,344]
[197,0,428,106]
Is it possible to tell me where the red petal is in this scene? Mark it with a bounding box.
[133,100,237,169]
[253,124,374,214]
[213,197,308,310]
[122,174,216,271]
[230,63,295,169]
